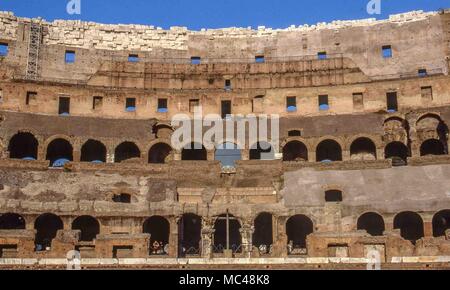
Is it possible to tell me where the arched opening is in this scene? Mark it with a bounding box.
[143,216,170,255]
[114,142,140,163]
[316,139,342,162]
[420,139,445,156]
[432,210,450,237]
[393,212,424,244]
[286,215,313,254]
[357,212,385,236]
[215,142,241,167]
[283,141,308,162]
[148,143,172,164]
[385,141,409,166]
[45,138,73,167]
[350,137,377,160]
[181,142,207,161]
[213,213,242,253]
[179,213,202,256]
[253,212,273,255]
[80,139,106,163]
[0,213,25,229]
[34,213,63,251]
[71,215,100,242]
[8,132,38,160]
[249,142,275,160]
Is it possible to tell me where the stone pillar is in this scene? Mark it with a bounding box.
[376,148,385,160]
[239,220,255,256]
[342,150,350,161]
[207,150,215,161]
[73,151,81,162]
[168,217,179,258]
[272,216,288,257]
[308,150,316,162]
[200,217,215,259]
[241,149,249,161]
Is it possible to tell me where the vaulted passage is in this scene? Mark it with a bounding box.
[46,139,73,167]
[179,213,202,256]
[357,212,385,236]
[71,215,100,242]
[432,210,450,237]
[350,137,376,160]
[283,141,308,161]
[316,140,342,162]
[0,213,25,229]
[8,132,38,160]
[213,213,242,253]
[182,142,207,160]
[420,139,445,156]
[394,212,424,244]
[115,142,140,163]
[215,142,241,167]
[253,212,273,254]
[385,141,409,166]
[143,216,170,255]
[249,142,274,160]
[148,143,172,164]
[34,213,63,251]
[81,139,106,163]
[286,215,313,253]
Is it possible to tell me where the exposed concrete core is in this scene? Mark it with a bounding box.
[0,9,449,268]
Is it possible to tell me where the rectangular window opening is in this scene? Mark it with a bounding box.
[319,95,329,111]
[225,79,231,90]
[255,55,265,63]
[318,51,327,60]
[382,45,392,58]
[128,54,139,62]
[189,99,200,113]
[157,98,168,113]
[0,43,8,56]
[65,50,76,63]
[125,98,136,112]
[93,96,103,110]
[352,93,364,110]
[221,100,232,119]
[286,96,297,112]
[421,86,433,101]
[191,57,201,65]
[26,91,37,105]
[386,92,398,112]
[58,97,70,115]
[418,69,427,77]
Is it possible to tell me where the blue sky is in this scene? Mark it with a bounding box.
[0,0,447,30]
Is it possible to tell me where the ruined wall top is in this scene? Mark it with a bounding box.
[0,10,438,51]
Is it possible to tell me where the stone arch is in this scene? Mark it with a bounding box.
[148,142,173,164]
[416,113,448,154]
[0,213,26,229]
[420,139,445,156]
[253,212,273,254]
[286,214,313,251]
[181,142,207,161]
[215,142,242,167]
[34,213,64,250]
[143,216,170,255]
[393,211,424,244]
[283,140,308,161]
[80,139,107,163]
[249,141,275,160]
[114,141,141,163]
[385,141,409,165]
[357,212,385,236]
[350,137,377,160]
[432,210,450,237]
[316,139,342,162]
[45,138,73,167]
[178,213,202,256]
[213,213,242,253]
[71,215,100,242]
[8,132,39,160]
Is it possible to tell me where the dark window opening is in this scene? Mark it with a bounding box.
[250,142,274,160]
[283,141,308,162]
[385,142,409,166]
[386,92,398,112]
[325,190,343,202]
[65,50,75,63]
[357,212,385,236]
[148,143,172,164]
[286,215,313,252]
[26,91,37,105]
[255,55,265,63]
[125,98,136,112]
[128,54,139,62]
[418,69,427,77]
[221,100,232,119]
[316,139,342,162]
[350,137,377,160]
[81,139,106,163]
[71,216,100,242]
[286,96,297,112]
[288,130,302,137]
[421,86,433,101]
[213,214,242,253]
[112,246,133,258]
[0,213,25,230]
[215,142,241,167]
[143,216,170,255]
[317,51,327,60]
[179,214,202,256]
[58,97,70,115]
[0,245,17,258]
[112,193,131,204]
[319,95,329,111]
[382,45,392,58]
[46,138,73,167]
[253,213,273,254]
[394,212,424,244]
[189,99,199,113]
[432,210,450,237]
[225,79,231,90]
[114,142,140,163]
[182,142,207,161]
[93,96,103,110]
[191,57,201,65]
[34,213,63,251]
[8,132,38,160]
[0,43,8,56]
[353,93,364,110]
[157,98,168,113]
[420,139,445,156]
